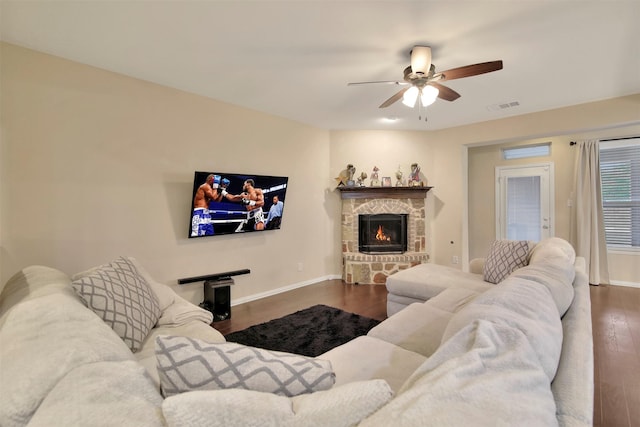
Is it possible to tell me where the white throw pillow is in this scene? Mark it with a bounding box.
[71,257,161,352]
[155,336,335,397]
[483,240,530,284]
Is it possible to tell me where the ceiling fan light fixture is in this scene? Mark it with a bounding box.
[410,46,432,75]
[420,85,439,107]
[402,86,419,107]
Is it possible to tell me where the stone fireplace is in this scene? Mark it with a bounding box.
[339,186,431,284]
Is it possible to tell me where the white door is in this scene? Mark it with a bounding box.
[495,164,554,241]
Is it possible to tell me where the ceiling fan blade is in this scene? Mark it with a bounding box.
[348,80,406,86]
[429,82,461,102]
[439,60,503,81]
[379,87,409,108]
[410,45,432,75]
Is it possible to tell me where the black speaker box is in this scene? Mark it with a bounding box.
[202,278,233,321]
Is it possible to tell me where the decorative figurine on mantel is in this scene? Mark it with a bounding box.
[370,166,380,187]
[357,171,368,187]
[395,167,404,187]
[409,163,422,187]
[346,164,356,186]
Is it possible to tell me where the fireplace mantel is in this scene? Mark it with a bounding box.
[337,186,432,200]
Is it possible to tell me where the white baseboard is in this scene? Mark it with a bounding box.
[230,274,342,306]
[609,280,640,289]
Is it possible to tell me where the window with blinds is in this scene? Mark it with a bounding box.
[599,138,640,249]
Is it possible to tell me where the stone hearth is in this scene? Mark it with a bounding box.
[339,187,431,284]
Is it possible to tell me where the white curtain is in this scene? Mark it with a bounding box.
[574,139,609,285]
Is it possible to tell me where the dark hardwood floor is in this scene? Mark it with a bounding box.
[212,279,387,336]
[213,280,640,427]
[591,284,640,427]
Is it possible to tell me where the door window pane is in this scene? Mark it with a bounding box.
[507,176,541,241]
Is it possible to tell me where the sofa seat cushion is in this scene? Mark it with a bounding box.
[161,380,393,427]
[136,321,226,389]
[318,335,427,393]
[386,293,425,317]
[368,303,453,357]
[25,361,164,427]
[552,269,594,426]
[386,263,492,302]
[425,287,483,313]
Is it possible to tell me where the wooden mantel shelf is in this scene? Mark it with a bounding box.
[337,186,432,199]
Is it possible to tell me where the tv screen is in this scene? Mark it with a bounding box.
[189,171,288,238]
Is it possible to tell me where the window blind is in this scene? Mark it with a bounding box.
[600,139,640,248]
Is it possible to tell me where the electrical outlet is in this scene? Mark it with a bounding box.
[297,262,303,272]
[452,255,459,264]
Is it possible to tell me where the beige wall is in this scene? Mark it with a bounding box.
[0,43,338,304]
[328,130,437,259]
[467,123,640,285]
[468,137,575,258]
[330,97,640,285]
[2,43,639,301]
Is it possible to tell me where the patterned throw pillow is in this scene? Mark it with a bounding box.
[155,336,336,398]
[483,240,531,284]
[71,257,161,352]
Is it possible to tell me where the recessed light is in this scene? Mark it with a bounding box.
[382,116,399,123]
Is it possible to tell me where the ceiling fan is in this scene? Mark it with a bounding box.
[348,46,503,112]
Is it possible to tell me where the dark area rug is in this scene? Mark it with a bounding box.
[224,304,381,357]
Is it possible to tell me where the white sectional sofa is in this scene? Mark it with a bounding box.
[0,237,593,426]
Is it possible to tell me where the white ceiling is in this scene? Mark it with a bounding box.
[2,1,639,131]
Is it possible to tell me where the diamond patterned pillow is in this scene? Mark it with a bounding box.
[483,240,531,284]
[155,336,336,398]
[71,257,161,352]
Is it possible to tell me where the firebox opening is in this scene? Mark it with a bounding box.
[358,213,408,254]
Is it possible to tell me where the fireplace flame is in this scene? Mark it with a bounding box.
[375,225,391,241]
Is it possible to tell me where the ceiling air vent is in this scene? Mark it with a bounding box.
[486,101,520,112]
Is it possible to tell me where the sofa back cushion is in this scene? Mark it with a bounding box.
[529,237,576,266]
[0,291,134,427]
[0,266,78,323]
[441,277,563,381]
[25,361,164,427]
[509,257,575,317]
[360,320,559,427]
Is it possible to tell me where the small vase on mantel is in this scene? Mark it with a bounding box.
[395,168,404,187]
[369,166,380,187]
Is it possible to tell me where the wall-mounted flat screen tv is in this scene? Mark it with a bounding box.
[189,171,288,238]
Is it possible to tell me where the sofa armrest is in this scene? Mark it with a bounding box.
[157,294,213,326]
[469,258,485,275]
